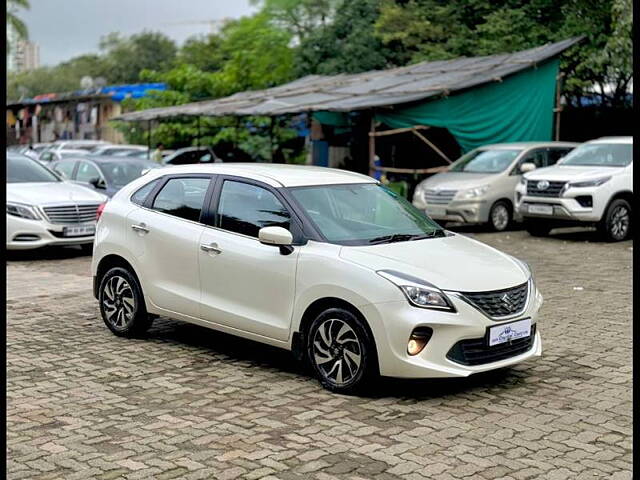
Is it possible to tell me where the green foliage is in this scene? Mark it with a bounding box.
[98,31,177,84]
[374,0,632,107]
[7,0,30,55]
[295,0,391,75]
[252,0,340,41]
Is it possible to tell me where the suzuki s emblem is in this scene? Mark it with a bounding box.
[537,180,550,190]
[501,293,514,308]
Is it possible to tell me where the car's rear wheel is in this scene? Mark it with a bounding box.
[489,201,512,232]
[523,218,551,237]
[599,198,631,242]
[306,308,376,394]
[99,267,152,337]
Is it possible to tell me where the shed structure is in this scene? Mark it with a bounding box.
[115,38,581,176]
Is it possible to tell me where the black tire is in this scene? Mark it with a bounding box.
[306,308,377,394]
[598,198,631,242]
[488,200,512,232]
[98,267,153,337]
[523,218,551,237]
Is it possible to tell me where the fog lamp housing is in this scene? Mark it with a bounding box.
[407,327,433,356]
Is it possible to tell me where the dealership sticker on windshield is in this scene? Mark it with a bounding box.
[489,318,532,346]
[528,204,553,215]
[63,224,96,237]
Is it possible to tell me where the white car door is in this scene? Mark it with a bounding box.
[198,178,300,341]
[127,175,214,319]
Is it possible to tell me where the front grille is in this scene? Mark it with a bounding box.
[526,180,567,197]
[423,189,458,205]
[461,282,529,318]
[42,203,101,224]
[446,324,536,366]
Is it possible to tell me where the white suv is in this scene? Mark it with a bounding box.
[92,164,542,393]
[515,137,632,241]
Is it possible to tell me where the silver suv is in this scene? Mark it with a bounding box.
[412,142,578,231]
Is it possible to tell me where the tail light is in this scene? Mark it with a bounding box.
[96,202,107,221]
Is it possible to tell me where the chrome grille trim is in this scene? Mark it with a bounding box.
[422,189,458,205]
[42,203,101,224]
[526,180,567,197]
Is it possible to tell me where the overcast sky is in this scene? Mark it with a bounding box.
[21,0,258,66]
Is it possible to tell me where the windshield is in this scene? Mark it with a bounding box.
[290,183,443,245]
[100,161,159,188]
[560,143,632,167]
[7,154,60,183]
[450,148,522,173]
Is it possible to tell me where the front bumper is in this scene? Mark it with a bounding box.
[361,282,543,378]
[6,215,95,250]
[515,185,604,223]
[415,199,491,224]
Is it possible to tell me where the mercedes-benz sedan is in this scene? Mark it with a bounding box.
[92,164,542,393]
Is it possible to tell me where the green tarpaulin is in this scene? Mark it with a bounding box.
[376,59,559,153]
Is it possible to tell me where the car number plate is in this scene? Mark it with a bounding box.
[528,204,553,215]
[489,318,532,346]
[63,224,96,237]
[426,206,446,217]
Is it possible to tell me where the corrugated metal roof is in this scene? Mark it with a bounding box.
[115,37,582,122]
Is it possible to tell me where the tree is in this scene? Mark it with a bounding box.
[7,0,30,53]
[253,0,340,41]
[99,31,178,84]
[295,0,391,76]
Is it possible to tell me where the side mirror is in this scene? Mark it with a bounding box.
[89,177,106,189]
[259,226,294,255]
[520,162,537,173]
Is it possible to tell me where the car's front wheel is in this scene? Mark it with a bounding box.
[306,308,377,394]
[599,198,631,242]
[98,267,152,337]
[489,200,512,232]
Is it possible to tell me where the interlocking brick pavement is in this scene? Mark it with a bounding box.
[7,229,632,479]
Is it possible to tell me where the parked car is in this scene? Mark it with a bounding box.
[116,149,173,160]
[50,156,161,197]
[38,148,89,164]
[89,144,148,156]
[9,143,51,160]
[515,137,632,241]
[6,153,107,251]
[162,146,221,165]
[46,140,110,152]
[91,164,542,393]
[412,142,578,231]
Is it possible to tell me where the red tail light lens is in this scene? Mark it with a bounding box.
[96,202,107,221]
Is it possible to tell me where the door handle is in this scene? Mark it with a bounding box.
[131,223,149,234]
[200,242,222,254]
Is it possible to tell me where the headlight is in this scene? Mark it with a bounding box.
[7,202,41,220]
[569,176,611,188]
[458,185,489,199]
[377,270,456,312]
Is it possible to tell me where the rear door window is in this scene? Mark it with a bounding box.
[151,177,211,222]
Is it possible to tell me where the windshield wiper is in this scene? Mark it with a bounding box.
[367,231,444,244]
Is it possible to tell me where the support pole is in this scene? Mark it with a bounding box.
[269,116,274,163]
[554,73,564,141]
[411,129,452,164]
[147,120,151,160]
[368,115,376,177]
[196,116,201,148]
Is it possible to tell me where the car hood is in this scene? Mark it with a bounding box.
[340,233,528,292]
[7,181,108,205]
[524,165,624,182]
[418,171,497,190]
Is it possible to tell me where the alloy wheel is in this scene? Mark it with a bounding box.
[609,205,630,240]
[312,318,362,386]
[492,204,509,231]
[102,276,136,330]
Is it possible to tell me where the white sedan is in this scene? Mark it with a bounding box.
[6,153,108,250]
[92,164,542,393]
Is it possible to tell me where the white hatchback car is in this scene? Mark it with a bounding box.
[7,153,108,250]
[92,164,543,393]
